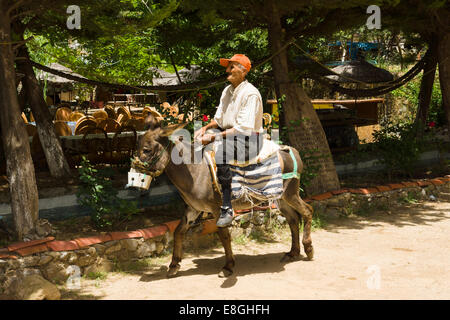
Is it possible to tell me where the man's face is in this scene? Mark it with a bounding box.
[226,62,247,86]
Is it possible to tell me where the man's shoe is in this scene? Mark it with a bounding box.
[216,206,234,227]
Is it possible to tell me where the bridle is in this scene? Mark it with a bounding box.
[131,139,172,177]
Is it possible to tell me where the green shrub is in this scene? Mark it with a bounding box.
[391,71,444,126]
[76,157,138,229]
[372,122,426,179]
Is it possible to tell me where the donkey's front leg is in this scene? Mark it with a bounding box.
[167,207,200,278]
[217,227,235,278]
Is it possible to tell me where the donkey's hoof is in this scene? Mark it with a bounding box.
[218,267,233,278]
[305,247,314,261]
[280,253,301,263]
[167,265,180,278]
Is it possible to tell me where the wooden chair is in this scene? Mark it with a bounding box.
[117,106,131,124]
[92,109,109,122]
[54,121,73,136]
[74,116,97,135]
[21,112,28,123]
[54,107,72,121]
[97,118,121,133]
[26,123,37,137]
[69,111,85,122]
[148,109,164,123]
[104,105,116,119]
[142,106,152,118]
[81,127,109,165]
[262,113,272,128]
[110,125,137,165]
[125,118,146,131]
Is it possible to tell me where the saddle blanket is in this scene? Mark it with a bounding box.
[230,153,283,201]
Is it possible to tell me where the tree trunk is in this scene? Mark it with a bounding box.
[437,32,450,130]
[16,45,72,178]
[416,36,438,126]
[267,1,340,195]
[397,34,404,70]
[0,4,38,239]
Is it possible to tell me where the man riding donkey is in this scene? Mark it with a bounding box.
[132,54,314,277]
[194,54,264,228]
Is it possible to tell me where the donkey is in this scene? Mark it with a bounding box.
[135,115,314,278]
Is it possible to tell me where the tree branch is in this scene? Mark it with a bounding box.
[11,10,35,22]
[12,37,33,51]
[6,0,30,17]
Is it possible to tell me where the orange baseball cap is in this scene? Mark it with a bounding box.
[220,54,251,72]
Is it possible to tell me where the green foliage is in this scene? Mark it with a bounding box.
[300,212,327,232]
[391,71,444,125]
[399,191,419,204]
[372,122,426,179]
[85,271,108,280]
[76,157,138,229]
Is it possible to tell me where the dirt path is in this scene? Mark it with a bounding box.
[63,201,450,300]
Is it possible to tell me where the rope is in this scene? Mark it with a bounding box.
[28,36,296,94]
[292,42,369,85]
[307,51,429,97]
[29,37,428,97]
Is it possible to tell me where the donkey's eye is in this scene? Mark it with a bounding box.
[143,149,151,154]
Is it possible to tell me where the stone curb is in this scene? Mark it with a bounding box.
[1,176,449,297]
[1,176,449,260]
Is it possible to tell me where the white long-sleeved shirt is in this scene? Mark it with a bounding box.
[213,80,263,136]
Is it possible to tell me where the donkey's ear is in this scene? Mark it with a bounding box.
[160,122,188,137]
[144,114,160,130]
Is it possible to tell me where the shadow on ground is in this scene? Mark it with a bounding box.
[321,201,450,233]
[138,250,309,288]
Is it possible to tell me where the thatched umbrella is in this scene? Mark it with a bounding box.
[150,66,202,86]
[325,60,394,84]
[37,63,86,86]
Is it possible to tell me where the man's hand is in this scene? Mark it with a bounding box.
[194,126,206,141]
[200,134,216,145]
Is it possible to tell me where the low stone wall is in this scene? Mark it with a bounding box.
[1,176,449,299]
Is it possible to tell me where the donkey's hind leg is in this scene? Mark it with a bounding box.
[167,206,201,278]
[279,199,301,262]
[285,195,314,261]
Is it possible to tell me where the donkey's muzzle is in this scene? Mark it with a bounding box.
[126,167,153,190]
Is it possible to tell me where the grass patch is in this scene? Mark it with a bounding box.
[232,234,248,245]
[354,202,377,217]
[117,259,152,272]
[115,256,172,274]
[312,213,327,231]
[84,271,107,280]
[301,212,328,232]
[398,191,419,204]
[248,227,279,243]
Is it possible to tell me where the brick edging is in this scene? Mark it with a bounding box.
[1,175,449,260]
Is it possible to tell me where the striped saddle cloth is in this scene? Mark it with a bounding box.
[229,153,284,201]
